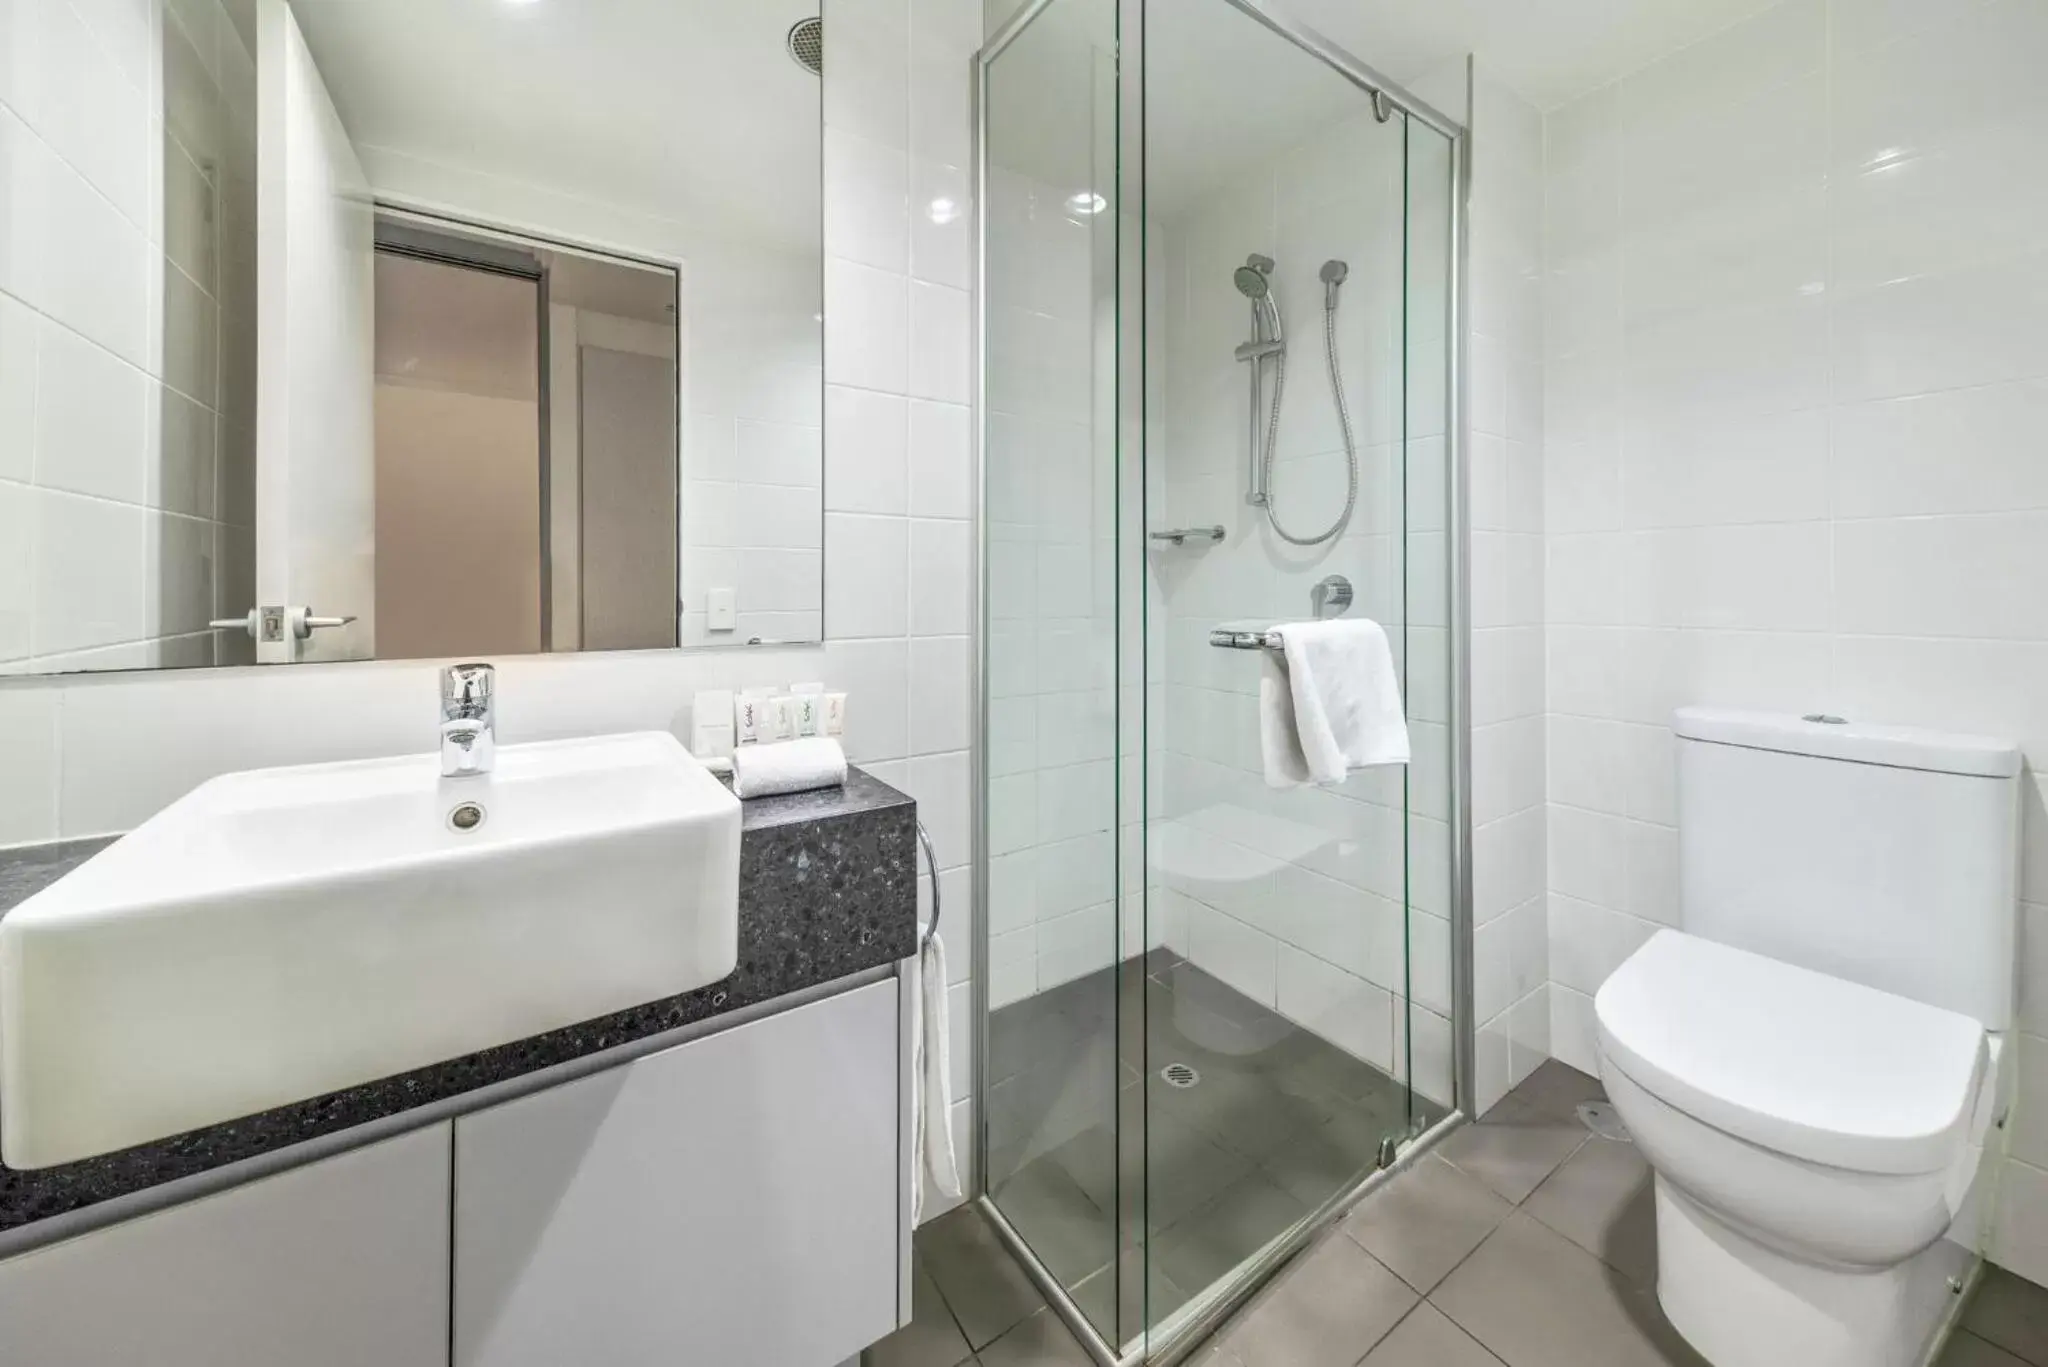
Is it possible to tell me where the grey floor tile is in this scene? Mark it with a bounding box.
[1361,1303,1508,1366]
[977,1308,1095,1367]
[1259,1104,1399,1209]
[920,1205,1049,1351]
[1966,1269,2048,1366]
[989,1155,1117,1288]
[1438,1112,1589,1205]
[985,1040,1121,1165]
[1943,1331,2034,1367]
[1139,1111,1255,1234]
[1431,1213,1709,1367]
[1218,1232,1418,1367]
[865,1256,975,1367]
[1342,1155,1514,1295]
[1496,1060,1606,1125]
[1274,1031,1408,1104]
[1038,1122,1118,1217]
[1153,1173,1311,1296]
[1147,1061,1339,1162]
[1069,1246,1189,1348]
[1520,1135,1655,1287]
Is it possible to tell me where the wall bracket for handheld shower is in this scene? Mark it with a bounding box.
[1319,259,1349,310]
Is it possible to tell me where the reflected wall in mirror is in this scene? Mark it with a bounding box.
[0,0,822,674]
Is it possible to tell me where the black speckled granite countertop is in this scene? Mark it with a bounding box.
[0,768,918,1238]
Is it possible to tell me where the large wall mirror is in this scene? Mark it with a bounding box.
[0,0,822,672]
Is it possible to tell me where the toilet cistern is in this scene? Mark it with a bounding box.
[440,663,497,776]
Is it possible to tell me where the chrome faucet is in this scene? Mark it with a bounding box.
[439,663,496,777]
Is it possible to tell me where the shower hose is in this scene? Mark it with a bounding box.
[1258,293,1360,547]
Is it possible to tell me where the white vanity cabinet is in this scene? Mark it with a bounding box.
[0,1123,452,1367]
[452,981,904,1367]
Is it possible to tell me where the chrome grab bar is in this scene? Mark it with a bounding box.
[1149,526,1225,546]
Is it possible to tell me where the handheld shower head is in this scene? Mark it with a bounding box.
[1234,255,1282,346]
[1233,254,1275,300]
[1319,259,1349,310]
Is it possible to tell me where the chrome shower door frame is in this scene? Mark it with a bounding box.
[970,4,1474,1362]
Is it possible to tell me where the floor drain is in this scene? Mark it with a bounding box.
[1577,1100,1631,1142]
[1160,1062,1200,1089]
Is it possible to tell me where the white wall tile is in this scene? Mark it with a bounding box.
[909,158,971,291]
[824,257,907,396]
[1548,985,1598,1075]
[823,512,908,639]
[1831,381,2048,519]
[0,685,59,845]
[907,517,969,636]
[823,126,909,274]
[824,637,911,764]
[904,749,971,873]
[907,634,969,756]
[1832,253,2048,404]
[32,487,144,657]
[824,384,907,515]
[1186,903,1278,1009]
[1992,1160,2048,1289]
[906,399,970,519]
[1276,945,1394,1071]
[0,293,35,483]
[0,479,30,663]
[907,280,970,404]
[1548,893,1658,996]
[1834,513,2048,642]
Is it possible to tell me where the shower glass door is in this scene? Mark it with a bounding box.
[979,1,1460,1359]
[979,0,1127,1343]
[1134,0,1455,1348]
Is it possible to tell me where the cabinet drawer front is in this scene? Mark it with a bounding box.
[454,980,901,1367]
[0,1125,452,1367]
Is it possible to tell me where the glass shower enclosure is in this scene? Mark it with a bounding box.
[974,1,1466,1360]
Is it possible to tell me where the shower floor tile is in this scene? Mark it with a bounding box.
[977,951,1426,1347]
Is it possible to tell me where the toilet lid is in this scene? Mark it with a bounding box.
[1595,930,1986,1176]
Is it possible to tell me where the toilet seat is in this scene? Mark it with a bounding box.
[1596,930,1986,1176]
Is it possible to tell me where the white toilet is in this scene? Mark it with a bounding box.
[1595,708,2020,1367]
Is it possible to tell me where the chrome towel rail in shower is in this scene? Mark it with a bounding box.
[1209,628,1284,651]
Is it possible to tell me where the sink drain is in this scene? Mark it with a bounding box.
[1160,1062,1200,1089]
[1577,1100,1631,1142]
[446,801,487,833]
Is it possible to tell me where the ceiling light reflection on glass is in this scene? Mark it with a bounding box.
[1066,191,1108,216]
[928,196,961,225]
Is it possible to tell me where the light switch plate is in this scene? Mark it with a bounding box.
[707,587,737,631]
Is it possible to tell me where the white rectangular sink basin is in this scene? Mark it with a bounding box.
[0,731,741,1169]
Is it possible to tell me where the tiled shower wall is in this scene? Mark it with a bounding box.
[981,162,1121,1011]
[1539,0,2048,1283]
[1146,99,1454,1106]
[1458,72,1551,1116]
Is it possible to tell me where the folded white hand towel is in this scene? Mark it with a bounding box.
[912,931,962,1222]
[731,736,848,799]
[1259,619,1409,788]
